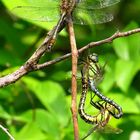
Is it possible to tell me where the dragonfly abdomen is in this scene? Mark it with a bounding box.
[88,79,123,119]
[78,72,99,124]
[78,92,98,124]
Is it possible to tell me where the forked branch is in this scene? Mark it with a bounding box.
[0,28,140,88]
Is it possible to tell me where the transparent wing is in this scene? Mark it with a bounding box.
[12,0,59,7]
[12,0,60,22]
[96,125,123,134]
[12,6,60,22]
[77,0,120,9]
[82,124,122,140]
[81,124,122,140]
[72,8,113,24]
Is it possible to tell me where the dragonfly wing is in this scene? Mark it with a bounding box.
[12,6,60,22]
[81,124,122,139]
[11,0,59,7]
[77,0,120,9]
[96,125,123,134]
[72,8,113,24]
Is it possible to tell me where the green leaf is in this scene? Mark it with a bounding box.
[22,77,70,127]
[115,59,139,92]
[0,19,26,65]
[100,69,115,93]
[113,22,140,61]
[113,37,130,60]
[15,122,47,140]
[20,109,61,137]
[100,54,117,93]
[124,22,140,61]
[0,106,11,120]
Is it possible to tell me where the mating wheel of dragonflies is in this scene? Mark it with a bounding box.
[79,69,122,140]
[86,54,123,119]
[78,53,123,139]
[80,53,123,118]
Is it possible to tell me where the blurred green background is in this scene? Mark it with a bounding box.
[0,0,140,140]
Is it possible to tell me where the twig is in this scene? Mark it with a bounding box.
[0,20,65,87]
[67,18,79,140]
[37,28,140,69]
[0,28,140,87]
[0,124,15,140]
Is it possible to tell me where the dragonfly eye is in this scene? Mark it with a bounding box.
[88,53,98,63]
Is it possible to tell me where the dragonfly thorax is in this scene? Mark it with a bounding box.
[60,0,76,15]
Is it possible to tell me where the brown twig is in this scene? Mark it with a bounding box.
[37,28,140,69]
[0,28,140,88]
[67,18,79,140]
[0,20,65,87]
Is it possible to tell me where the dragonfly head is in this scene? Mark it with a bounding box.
[88,53,98,63]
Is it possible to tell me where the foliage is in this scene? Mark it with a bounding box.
[0,0,140,140]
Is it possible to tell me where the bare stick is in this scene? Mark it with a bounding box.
[67,18,79,140]
[37,28,140,69]
[0,21,65,87]
[0,124,15,140]
[0,28,140,87]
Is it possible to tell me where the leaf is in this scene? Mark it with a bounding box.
[22,77,70,127]
[113,22,140,92]
[124,22,140,61]
[115,59,139,92]
[0,106,11,120]
[113,37,130,60]
[100,54,117,93]
[20,109,61,137]
[0,19,26,65]
[113,21,140,61]
[15,122,47,140]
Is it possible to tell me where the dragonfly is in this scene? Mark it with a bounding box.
[81,109,122,140]
[86,53,123,119]
[78,53,123,139]
[78,53,112,124]
[78,68,107,125]
[79,80,122,140]
[89,78,123,119]
[12,0,120,48]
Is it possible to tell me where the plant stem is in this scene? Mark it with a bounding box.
[67,17,79,140]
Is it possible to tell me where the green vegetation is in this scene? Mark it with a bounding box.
[0,0,140,140]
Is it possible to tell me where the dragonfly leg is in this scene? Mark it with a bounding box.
[90,93,102,110]
[97,100,105,109]
[90,92,106,111]
[47,12,66,50]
